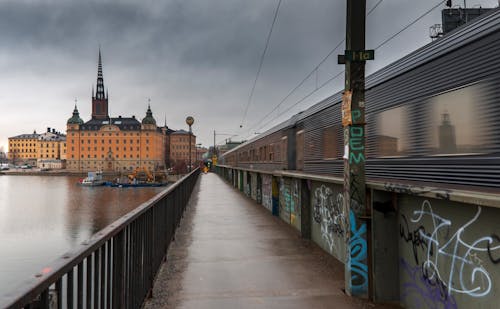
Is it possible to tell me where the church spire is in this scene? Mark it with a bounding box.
[91,48,109,120]
[95,48,105,100]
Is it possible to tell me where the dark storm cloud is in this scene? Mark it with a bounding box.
[0,0,495,149]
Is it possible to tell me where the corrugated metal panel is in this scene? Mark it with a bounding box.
[366,8,500,88]
[223,9,500,188]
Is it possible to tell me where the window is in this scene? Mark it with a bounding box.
[426,84,485,155]
[296,130,304,170]
[323,126,339,159]
[376,106,408,157]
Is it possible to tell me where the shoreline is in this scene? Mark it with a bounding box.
[0,170,185,182]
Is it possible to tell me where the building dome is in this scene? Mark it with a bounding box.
[142,104,157,125]
[67,105,84,125]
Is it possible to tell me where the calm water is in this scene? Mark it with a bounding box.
[0,175,166,298]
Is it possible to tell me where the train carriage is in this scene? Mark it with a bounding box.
[221,8,500,189]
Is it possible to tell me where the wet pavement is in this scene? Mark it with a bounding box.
[144,173,400,309]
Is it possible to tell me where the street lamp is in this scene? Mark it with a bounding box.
[186,116,194,172]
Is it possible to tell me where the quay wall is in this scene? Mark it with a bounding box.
[216,165,500,309]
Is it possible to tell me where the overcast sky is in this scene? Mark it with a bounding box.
[0,0,497,151]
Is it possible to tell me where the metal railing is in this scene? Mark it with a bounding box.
[1,168,200,309]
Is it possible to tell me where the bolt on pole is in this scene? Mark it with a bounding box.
[339,0,372,298]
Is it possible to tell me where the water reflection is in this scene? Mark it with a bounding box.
[0,175,165,298]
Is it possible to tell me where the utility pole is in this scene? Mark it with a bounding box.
[339,0,372,298]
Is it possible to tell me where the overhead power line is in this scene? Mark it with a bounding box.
[242,0,448,138]
[240,0,282,129]
[240,1,385,138]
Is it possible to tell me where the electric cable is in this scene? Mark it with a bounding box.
[243,0,448,138]
[240,0,283,129]
[239,1,385,138]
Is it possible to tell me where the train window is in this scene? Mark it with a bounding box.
[296,130,304,170]
[323,126,339,159]
[375,106,409,157]
[281,136,287,163]
[426,84,484,155]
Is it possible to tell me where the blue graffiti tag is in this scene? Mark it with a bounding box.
[348,210,368,295]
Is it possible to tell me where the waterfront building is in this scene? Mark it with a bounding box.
[66,51,166,172]
[8,131,40,165]
[8,128,66,167]
[37,128,66,169]
[169,129,197,168]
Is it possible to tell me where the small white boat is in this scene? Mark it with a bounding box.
[80,171,105,186]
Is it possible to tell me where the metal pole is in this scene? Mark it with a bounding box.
[188,125,192,172]
[343,0,369,298]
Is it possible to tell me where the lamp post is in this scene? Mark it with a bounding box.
[186,116,194,172]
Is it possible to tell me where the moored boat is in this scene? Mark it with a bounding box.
[104,181,167,188]
[79,171,105,186]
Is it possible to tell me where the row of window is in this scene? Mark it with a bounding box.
[72,132,150,137]
[72,146,150,152]
[72,154,150,159]
[71,139,150,145]
[228,82,490,164]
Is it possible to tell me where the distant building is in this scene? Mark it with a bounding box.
[37,128,66,169]
[217,140,244,156]
[8,131,40,165]
[8,128,66,167]
[169,129,196,168]
[196,146,208,162]
[66,51,166,172]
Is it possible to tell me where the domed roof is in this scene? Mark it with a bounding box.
[67,105,84,125]
[142,104,157,125]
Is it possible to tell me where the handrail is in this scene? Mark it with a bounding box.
[2,168,200,309]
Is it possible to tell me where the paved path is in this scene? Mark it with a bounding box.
[144,173,399,309]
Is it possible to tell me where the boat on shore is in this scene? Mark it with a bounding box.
[79,171,105,186]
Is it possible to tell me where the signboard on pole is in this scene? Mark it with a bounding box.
[342,90,353,127]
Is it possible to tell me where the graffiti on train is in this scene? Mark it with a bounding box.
[400,200,500,303]
[313,185,347,255]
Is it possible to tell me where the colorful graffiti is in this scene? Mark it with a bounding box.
[348,210,368,295]
[400,200,500,303]
[280,178,300,226]
[261,175,272,212]
[313,185,347,254]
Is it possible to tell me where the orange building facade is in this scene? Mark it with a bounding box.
[66,52,166,172]
[169,130,196,168]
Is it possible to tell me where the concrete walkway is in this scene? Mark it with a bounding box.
[144,173,399,309]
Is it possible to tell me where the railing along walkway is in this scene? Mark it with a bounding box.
[145,172,396,309]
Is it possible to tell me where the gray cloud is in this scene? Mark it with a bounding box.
[0,0,496,149]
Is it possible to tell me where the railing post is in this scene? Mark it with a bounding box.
[112,231,125,309]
